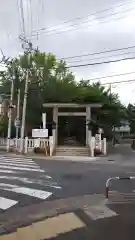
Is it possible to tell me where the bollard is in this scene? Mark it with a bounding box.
[103,138,107,155]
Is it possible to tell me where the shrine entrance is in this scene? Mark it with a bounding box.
[58,116,86,146]
[43,103,102,148]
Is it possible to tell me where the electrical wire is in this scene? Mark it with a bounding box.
[101,78,135,85]
[28,7,135,39]
[67,55,135,68]
[58,45,135,61]
[19,0,26,37]
[17,0,23,34]
[28,0,135,36]
[66,51,135,64]
[29,0,33,37]
[85,71,135,81]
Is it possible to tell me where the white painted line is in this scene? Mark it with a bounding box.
[0,176,61,189]
[0,158,35,162]
[51,185,62,189]
[0,165,44,172]
[0,197,18,210]
[0,162,40,169]
[0,170,17,173]
[0,176,36,184]
[85,203,117,220]
[0,157,33,162]
[44,175,52,179]
[0,183,52,200]
[0,160,38,166]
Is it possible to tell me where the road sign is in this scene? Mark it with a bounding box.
[14,118,20,128]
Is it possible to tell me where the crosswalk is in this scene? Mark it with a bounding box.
[0,155,61,212]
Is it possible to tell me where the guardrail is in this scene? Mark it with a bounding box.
[105,176,135,202]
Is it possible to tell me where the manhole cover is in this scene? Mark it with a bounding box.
[62,174,83,180]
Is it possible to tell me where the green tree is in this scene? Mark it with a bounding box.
[0,51,126,138]
[127,103,135,134]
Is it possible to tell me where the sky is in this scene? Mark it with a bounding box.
[0,0,135,105]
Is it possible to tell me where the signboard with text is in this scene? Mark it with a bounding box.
[32,129,48,138]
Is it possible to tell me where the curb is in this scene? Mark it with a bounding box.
[1,152,107,162]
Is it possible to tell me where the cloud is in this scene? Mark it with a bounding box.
[0,0,135,104]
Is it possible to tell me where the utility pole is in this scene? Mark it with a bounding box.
[0,49,15,152]
[7,75,14,152]
[16,88,20,139]
[20,69,29,152]
[19,40,33,153]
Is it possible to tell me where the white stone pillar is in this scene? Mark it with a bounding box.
[53,106,58,146]
[103,138,107,155]
[24,136,28,154]
[86,106,91,145]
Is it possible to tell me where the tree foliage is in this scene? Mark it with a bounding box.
[127,103,135,134]
[0,51,126,137]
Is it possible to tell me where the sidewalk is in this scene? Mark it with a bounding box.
[0,151,104,162]
[1,194,135,239]
[0,194,105,239]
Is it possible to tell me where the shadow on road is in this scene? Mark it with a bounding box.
[46,207,135,240]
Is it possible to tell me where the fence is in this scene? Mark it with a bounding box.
[0,137,50,154]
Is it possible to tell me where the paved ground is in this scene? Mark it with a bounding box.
[1,153,135,212]
[0,155,62,213]
[1,149,135,238]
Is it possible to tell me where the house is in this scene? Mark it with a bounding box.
[113,120,130,137]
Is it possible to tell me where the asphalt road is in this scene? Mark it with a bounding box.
[1,155,135,239]
[1,155,135,212]
[34,158,135,199]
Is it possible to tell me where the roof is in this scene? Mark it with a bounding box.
[43,103,102,108]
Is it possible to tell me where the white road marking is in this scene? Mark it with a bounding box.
[0,159,37,164]
[0,183,52,199]
[44,175,52,179]
[0,162,40,168]
[0,170,17,173]
[0,197,18,210]
[85,203,117,220]
[0,176,34,183]
[0,157,34,162]
[0,176,62,189]
[51,185,62,189]
[0,165,44,172]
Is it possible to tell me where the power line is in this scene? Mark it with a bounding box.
[85,71,135,81]
[28,7,135,38]
[27,0,135,36]
[59,45,135,61]
[19,0,26,37]
[66,51,135,64]
[29,0,33,36]
[67,55,135,68]
[101,78,135,85]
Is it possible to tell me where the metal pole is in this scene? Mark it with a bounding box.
[7,77,14,152]
[16,89,20,139]
[20,69,29,153]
